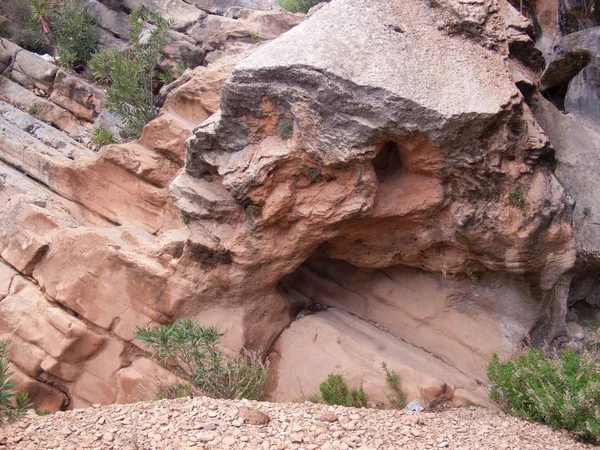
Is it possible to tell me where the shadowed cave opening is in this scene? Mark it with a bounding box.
[373,141,402,182]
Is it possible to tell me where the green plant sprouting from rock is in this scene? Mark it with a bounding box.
[488,347,600,442]
[90,10,172,138]
[1,0,98,70]
[381,361,407,409]
[319,373,368,408]
[50,0,98,70]
[508,188,526,208]
[91,126,118,148]
[277,0,330,13]
[136,318,269,401]
[0,341,33,423]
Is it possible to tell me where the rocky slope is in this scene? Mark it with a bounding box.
[1,396,594,449]
[0,0,599,416]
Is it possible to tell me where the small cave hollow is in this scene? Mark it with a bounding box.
[373,141,403,182]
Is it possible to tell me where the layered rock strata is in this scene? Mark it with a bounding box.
[0,0,300,409]
[0,0,588,410]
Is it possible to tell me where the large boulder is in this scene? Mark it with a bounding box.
[172,0,575,397]
[122,0,207,30]
[50,70,106,122]
[188,0,282,15]
[533,97,600,306]
[0,39,58,94]
[84,0,130,39]
[542,27,600,125]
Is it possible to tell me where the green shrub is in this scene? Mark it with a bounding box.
[488,348,600,442]
[2,0,98,69]
[136,318,269,401]
[91,10,171,138]
[0,341,33,423]
[381,362,407,409]
[277,0,329,13]
[51,0,98,70]
[319,374,368,408]
[91,126,117,147]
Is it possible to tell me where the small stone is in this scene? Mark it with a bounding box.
[290,433,303,443]
[319,413,338,423]
[59,428,72,436]
[197,432,214,442]
[204,422,217,431]
[237,406,270,425]
[102,432,114,442]
[232,417,244,427]
[222,435,236,445]
[439,442,449,448]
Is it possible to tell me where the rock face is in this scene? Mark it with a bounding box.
[0,0,301,409]
[172,0,574,404]
[0,0,593,411]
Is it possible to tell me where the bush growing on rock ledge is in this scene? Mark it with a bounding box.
[90,10,172,138]
[488,348,600,442]
[277,0,330,13]
[136,318,269,401]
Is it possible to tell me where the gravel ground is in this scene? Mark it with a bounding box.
[0,397,596,450]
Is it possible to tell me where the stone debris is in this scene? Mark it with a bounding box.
[0,396,594,450]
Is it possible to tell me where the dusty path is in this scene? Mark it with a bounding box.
[0,397,595,450]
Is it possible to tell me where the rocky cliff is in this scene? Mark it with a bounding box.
[0,0,597,412]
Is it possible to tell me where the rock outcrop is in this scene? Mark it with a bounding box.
[2,0,597,412]
[172,0,574,404]
[0,0,301,410]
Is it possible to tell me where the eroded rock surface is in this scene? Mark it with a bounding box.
[0,0,591,410]
[172,0,575,404]
[0,1,300,407]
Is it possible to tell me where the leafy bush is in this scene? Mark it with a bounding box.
[136,318,269,401]
[488,348,600,442]
[50,0,98,70]
[91,126,117,147]
[277,0,329,13]
[381,362,407,409]
[2,0,97,70]
[0,0,46,53]
[90,10,171,138]
[0,341,33,423]
[319,374,368,408]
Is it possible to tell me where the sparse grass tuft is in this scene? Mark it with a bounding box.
[465,267,481,281]
[27,104,43,120]
[381,361,407,409]
[91,127,117,147]
[509,188,526,208]
[277,0,330,13]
